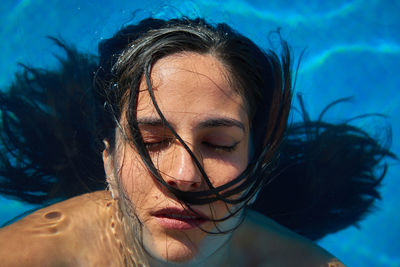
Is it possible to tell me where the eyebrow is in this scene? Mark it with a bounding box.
[137,117,245,132]
[197,118,245,132]
[137,117,166,127]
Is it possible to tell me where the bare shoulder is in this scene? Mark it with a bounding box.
[0,191,114,267]
[232,209,346,267]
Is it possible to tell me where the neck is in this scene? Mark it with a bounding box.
[112,194,149,266]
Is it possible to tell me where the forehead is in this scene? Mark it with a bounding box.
[137,52,248,124]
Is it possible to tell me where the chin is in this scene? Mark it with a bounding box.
[146,238,199,264]
[142,227,202,264]
[161,246,197,263]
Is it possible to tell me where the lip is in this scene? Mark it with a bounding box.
[151,207,209,230]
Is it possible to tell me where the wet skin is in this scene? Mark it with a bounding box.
[0,191,344,266]
[103,52,251,263]
[101,52,344,266]
[0,191,128,267]
[0,52,345,266]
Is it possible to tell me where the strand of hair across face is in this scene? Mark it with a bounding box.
[0,34,396,240]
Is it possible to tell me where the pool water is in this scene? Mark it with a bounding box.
[0,1,399,266]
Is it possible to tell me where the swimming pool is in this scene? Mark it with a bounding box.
[0,0,399,266]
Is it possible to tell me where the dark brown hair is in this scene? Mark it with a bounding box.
[0,19,393,239]
[96,17,293,213]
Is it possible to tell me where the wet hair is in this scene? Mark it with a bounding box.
[96,18,292,213]
[0,17,395,240]
[250,95,396,240]
[0,38,106,204]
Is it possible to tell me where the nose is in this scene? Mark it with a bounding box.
[162,144,203,192]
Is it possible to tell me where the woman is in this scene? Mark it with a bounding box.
[0,17,389,266]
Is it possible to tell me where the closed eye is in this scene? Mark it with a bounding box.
[202,141,240,152]
[144,139,173,152]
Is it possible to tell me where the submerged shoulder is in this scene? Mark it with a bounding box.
[0,191,115,267]
[233,209,346,267]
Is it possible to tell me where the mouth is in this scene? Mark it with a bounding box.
[151,207,208,230]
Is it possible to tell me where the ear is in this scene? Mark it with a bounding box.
[102,140,119,199]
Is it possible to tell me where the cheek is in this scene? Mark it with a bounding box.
[118,154,155,207]
[204,146,249,187]
[204,161,245,187]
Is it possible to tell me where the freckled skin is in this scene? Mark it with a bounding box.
[0,191,345,266]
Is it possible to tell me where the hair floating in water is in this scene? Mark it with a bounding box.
[250,95,396,240]
[0,31,396,240]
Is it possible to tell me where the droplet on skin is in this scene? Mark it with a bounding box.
[44,211,62,220]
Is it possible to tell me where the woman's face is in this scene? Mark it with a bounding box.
[104,52,250,263]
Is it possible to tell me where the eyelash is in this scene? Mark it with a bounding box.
[202,141,239,152]
[144,139,239,152]
[144,139,173,151]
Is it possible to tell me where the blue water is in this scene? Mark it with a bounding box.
[0,0,399,266]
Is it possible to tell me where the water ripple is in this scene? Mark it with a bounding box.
[301,42,400,73]
[197,0,362,25]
